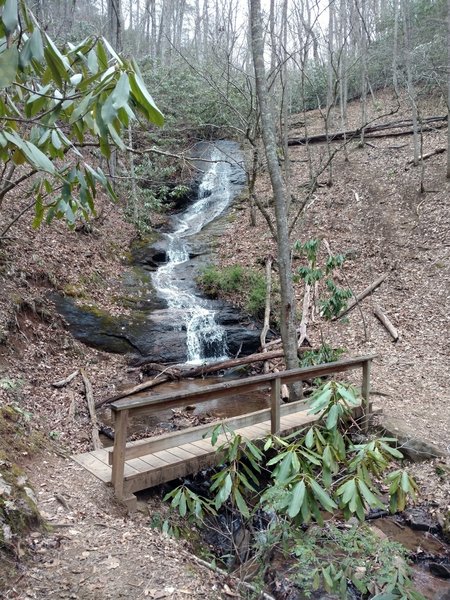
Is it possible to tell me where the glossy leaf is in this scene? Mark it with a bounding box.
[288,480,306,518]
[2,0,18,34]
[0,45,18,88]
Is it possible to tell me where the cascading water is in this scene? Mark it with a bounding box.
[152,144,244,364]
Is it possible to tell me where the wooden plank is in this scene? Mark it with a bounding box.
[111,409,129,499]
[119,413,263,462]
[271,378,281,434]
[135,453,170,470]
[111,355,377,414]
[178,442,209,457]
[73,452,112,483]
[164,446,199,461]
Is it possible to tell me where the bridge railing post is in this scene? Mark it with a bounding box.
[270,378,281,434]
[361,359,372,432]
[111,409,129,499]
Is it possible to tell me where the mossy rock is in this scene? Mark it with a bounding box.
[0,462,42,570]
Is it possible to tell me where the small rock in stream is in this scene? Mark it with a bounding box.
[405,507,441,533]
[429,562,450,579]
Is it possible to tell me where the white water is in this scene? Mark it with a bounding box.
[152,146,239,364]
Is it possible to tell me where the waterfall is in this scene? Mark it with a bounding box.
[152,144,243,364]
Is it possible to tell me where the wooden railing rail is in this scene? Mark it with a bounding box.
[109,355,376,498]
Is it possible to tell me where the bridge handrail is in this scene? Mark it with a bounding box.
[110,354,377,416]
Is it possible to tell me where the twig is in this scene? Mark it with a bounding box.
[52,370,79,388]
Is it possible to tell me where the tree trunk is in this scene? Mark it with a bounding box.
[402,0,419,166]
[249,0,301,399]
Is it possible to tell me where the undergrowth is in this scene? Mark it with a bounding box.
[161,380,423,599]
[197,264,268,318]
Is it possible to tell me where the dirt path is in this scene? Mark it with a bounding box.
[4,456,228,600]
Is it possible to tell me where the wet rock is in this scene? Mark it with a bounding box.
[429,563,450,579]
[405,507,441,533]
[131,240,168,270]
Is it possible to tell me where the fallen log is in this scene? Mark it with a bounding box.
[95,374,171,409]
[373,303,399,341]
[80,368,102,450]
[96,348,313,409]
[288,115,447,146]
[406,147,446,166]
[336,273,387,320]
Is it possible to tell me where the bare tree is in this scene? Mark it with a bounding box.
[249,0,301,397]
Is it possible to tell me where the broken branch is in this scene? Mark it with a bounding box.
[373,303,399,341]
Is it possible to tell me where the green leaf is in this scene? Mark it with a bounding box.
[179,490,187,517]
[87,48,98,74]
[264,437,273,451]
[336,383,360,406]
[3,129,56,173]
[308,386,332,414]
[326,404,339,430]
[2,0,18,34]
[0,45,18,88]
[102,36,124,65]
[20,28,44,67]
[215,473,232,508]
[129,70,164,126]
[305,427,314,449]
[96,39,108,70]
[288,480,306,518]
[275,452,293,483]
[357,479,384,509]
[233,487,249,518]
[237,471,257,493]
[322,445,332,469]
[337,478,357,505]
[309,478,337,512]
[44,33,70,87]
[245,440,263,462]
[32,193,44,228]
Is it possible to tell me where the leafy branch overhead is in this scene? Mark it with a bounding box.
[0,0,164,226]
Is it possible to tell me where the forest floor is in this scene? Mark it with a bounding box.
[0,90,449,598]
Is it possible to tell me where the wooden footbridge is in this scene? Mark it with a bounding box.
[73,355,376,511]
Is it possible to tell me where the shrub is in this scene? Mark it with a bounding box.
[198,264,267,318]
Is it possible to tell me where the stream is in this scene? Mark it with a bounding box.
[54,141,260,364]
[151,142,239,364]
